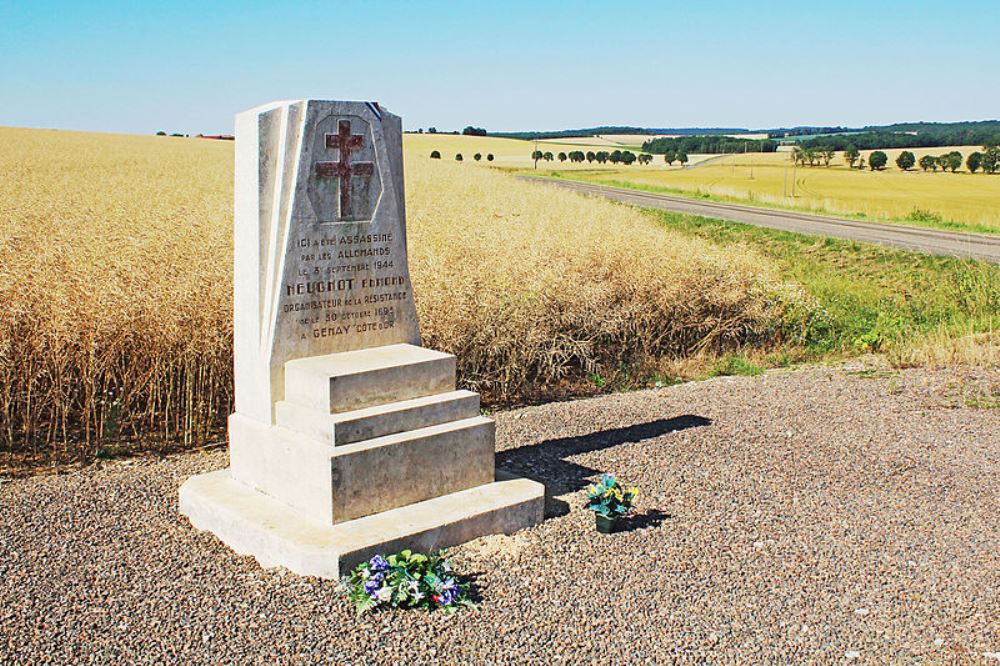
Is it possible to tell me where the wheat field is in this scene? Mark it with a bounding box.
[560,147,1000,233]
[0,127,807,461]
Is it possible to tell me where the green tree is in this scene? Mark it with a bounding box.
[621,151,636,165]
[474,153,482,161]
[821,147,836,167]
[918,154,936,171]
[586,151,596,163]
[430,150,441,159]
[676,150,688,166]
[531,149,543,167]
[895,150,915,171]
[543,151,554,161]
[558,152,567,162]
[609,150,623,164]
[966,152,982,173]
[455,153,463,161]
[596,151,609,164]
[664,150,676,165]
[844,145,860,168]
[869,150,888,170]
[486,153,494,161]
[941,150,962,173]
[983,139,1000,173]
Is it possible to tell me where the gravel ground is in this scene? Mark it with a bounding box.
[2,365,998,664]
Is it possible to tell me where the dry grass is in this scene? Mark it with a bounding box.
[0,127,807,462]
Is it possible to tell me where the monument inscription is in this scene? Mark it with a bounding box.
[234,100,420,422]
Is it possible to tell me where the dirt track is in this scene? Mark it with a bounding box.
[532,178,1000,264]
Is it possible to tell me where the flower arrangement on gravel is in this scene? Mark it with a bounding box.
[585,473,639,517]
[341,550,474,615]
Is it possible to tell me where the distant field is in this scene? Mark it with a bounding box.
[543,146,1000,233]
[537,134,660,148]
[403,134,715,168]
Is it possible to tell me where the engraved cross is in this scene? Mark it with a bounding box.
[315,119,374,219]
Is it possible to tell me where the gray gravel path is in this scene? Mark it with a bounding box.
[530,177,1000,264]
[2,366,998,664]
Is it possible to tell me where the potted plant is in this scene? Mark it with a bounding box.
[585,473,639,533]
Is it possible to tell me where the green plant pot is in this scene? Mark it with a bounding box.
[595,513,617,534]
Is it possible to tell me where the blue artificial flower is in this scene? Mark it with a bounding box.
[438,580,461,606]
[369,555,389,572]
[363,577,382,595]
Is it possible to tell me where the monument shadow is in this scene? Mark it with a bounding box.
[496,415,711,518]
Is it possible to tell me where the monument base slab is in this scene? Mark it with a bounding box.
[179,469,545,578]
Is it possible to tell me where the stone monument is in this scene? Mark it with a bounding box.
[179,100,544,578]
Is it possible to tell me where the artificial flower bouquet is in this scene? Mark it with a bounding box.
[585,473,639,532]
[342,550,473,615]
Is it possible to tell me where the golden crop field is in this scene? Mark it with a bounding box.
[559,146,1000,233]
[0,126,806,460]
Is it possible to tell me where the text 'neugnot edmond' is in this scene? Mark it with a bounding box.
[286,276,407,296]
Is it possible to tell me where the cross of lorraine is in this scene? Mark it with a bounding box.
[310,117,380,223]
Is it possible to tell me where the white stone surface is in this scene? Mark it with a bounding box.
[329,416,495,522]
[274,389,480,446]
[228,413,335,524]
[283,343,456,413]
[180,469,545,578]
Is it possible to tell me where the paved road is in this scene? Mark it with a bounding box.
[530,178,1000,264]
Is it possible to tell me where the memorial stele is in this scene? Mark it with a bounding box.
[180,100,545,577]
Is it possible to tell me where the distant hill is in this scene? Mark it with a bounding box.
[489,120,1000,150]
[491,126,749,141]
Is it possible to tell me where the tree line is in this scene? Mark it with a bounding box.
[430,151,495,162]
[797,127,1000,152]
[642,135,778,155]
[792,139,1000,173]
[530,149,657,166]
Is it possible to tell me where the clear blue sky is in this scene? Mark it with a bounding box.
[2,0,997,135]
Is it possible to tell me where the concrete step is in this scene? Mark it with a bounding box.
[330,416,495,523]
[180,469,545,578]
[283,343,456,414]
[274,390,480,446]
